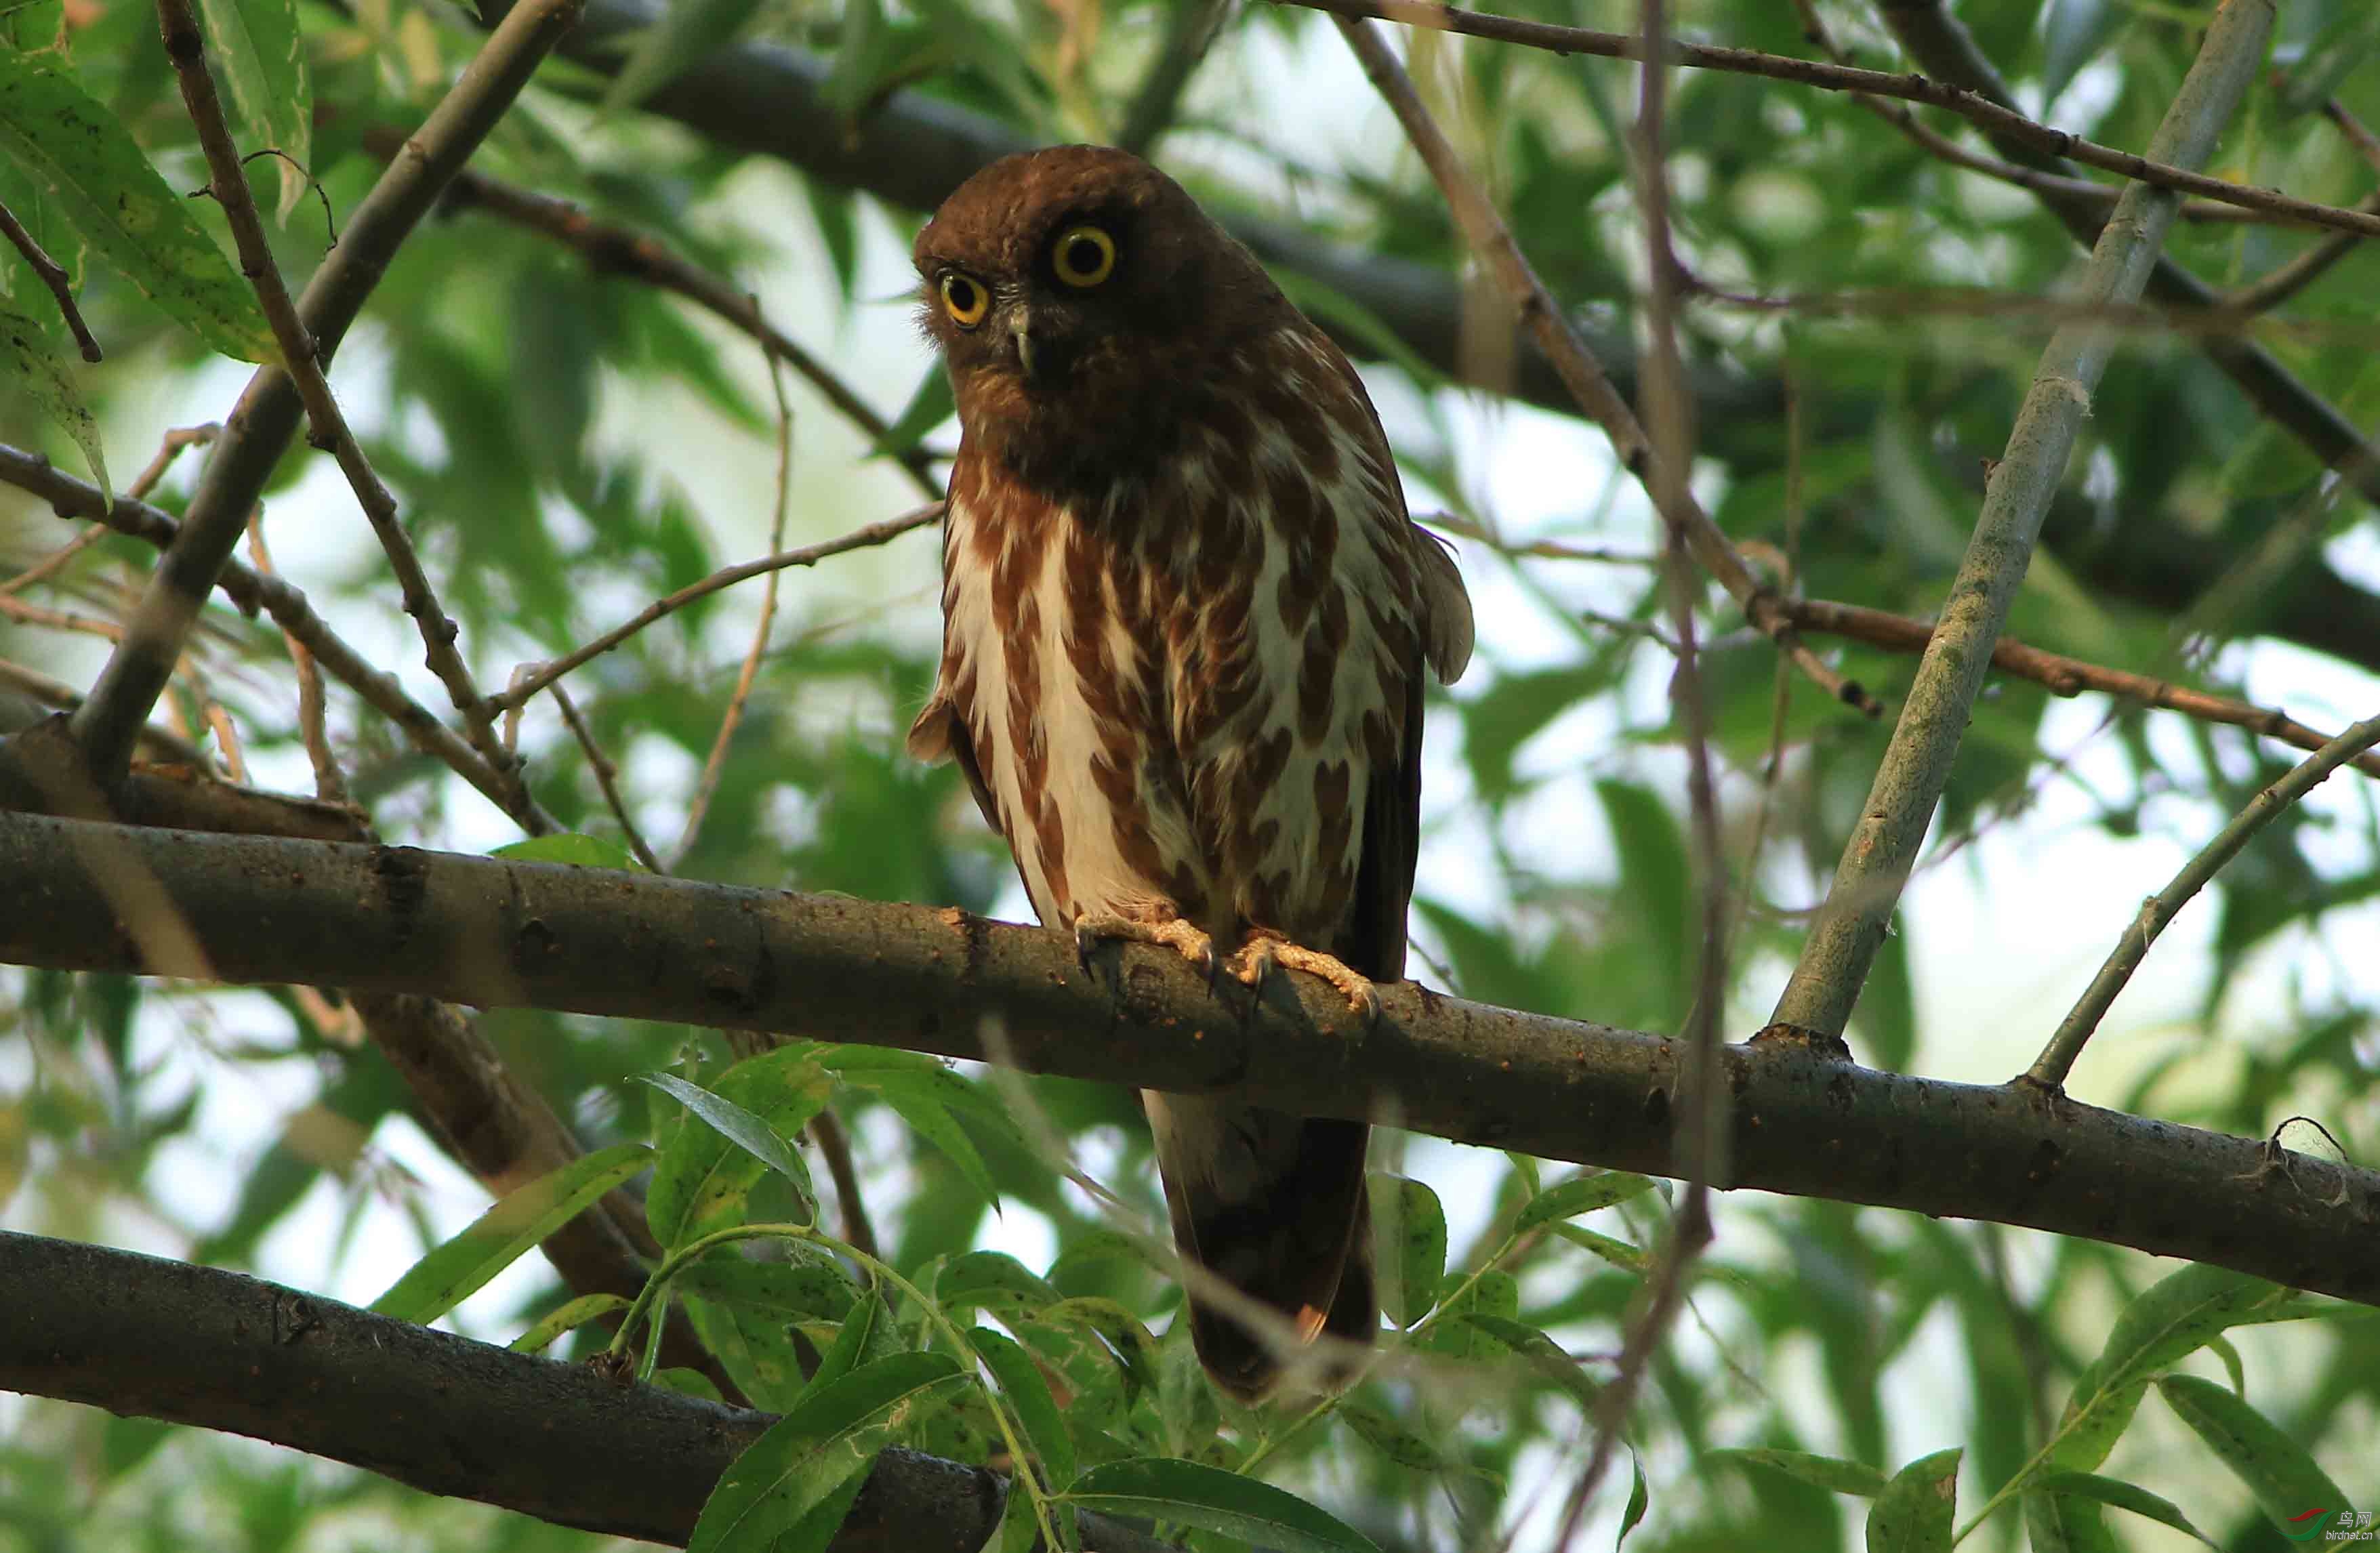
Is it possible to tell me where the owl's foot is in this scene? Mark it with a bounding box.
[1229,932,1382,1023]
[1073,910,1221,993]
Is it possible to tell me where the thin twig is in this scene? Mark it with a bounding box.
[0,592,125,640]
[2221,98,2380,314]
[246,511,348,805]
[369,131,941,502]
[1786,0,2271,229]
[1780,595,2380,781]
[125,423,222,501]
[2027,708,2380,1090]
[676,348,793,865]
[68,0,586,793]
[0,199,100,362]
[1328,17,1879,719]
[1431,512,1658,566]
[0,444,552,827]
[1555,2,1723,1534]
[2323,97,2380,175]
[806,1107,879,1260]
[156,0,528,827]
[1766,0,2273,1042]
[1285,0,2380,240]
[485,501,943,716]
[549,682,661,873]
[1,526,107,597]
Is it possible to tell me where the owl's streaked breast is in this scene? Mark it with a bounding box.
[934,326,1423,948]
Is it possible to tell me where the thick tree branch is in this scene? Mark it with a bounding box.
[1769,0,2270,1041]
[68,0,586,793]
[0,1231,1168,1551]
[3,811,2376,1304]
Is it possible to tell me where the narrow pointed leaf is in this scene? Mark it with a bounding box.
[1708,1447,1890,1499]
[508,1292,632,1354]
[1062,1457,1382,1553]
[971,1325,1075,1489]
[1,299,108,503]
[0,56,272,360]
[2156,1373,2348,1535]
[1367,1173,1445,1327]
[2045,1264,2287,1475]
[2035,1472,2217,1546]
[192,0,312,220]
[638,1071,814,1214]
[1515,1171,1659,1235]
[688,1352,968,1553]
[370,1142,653,1323]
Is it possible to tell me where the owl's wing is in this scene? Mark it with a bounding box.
[906,512,1004,835]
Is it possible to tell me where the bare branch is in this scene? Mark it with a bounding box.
[0,197,100,361]
[1330,18,1880,720]
[550,681,662,873]
[374,129,942,502]
[155,0,529,825]
[677,352,794,864]
[245,512,348,805]
[485,501,943,716]
[0,444,550,825]
[1286,0,2380,240]
[1780,595,2380,781]
[1767,0,2273,1042]
[66,0,588,791]
[2028,710,2380,1090]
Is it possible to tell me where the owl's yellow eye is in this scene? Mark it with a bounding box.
[1051,225,1117,288]
[940,272,989,329]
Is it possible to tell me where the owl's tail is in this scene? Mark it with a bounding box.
[1145,1094,1376,1402]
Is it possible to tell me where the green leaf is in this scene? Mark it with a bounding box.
[808,1289,900,1396]
[1617,1452,1649,1551]
[1709,1448,1890,1499]
[602,0,771,112]
[1040,1298,1162,1401]
[2155,1373,2350,1536]
[647,1049,832,1247]
[935,1250,1060,1319]
[2039,0,2120,110]
[491,832,642,869]
[638,1071,815,1218]
[682,1292,808,1411]
[1420,1268,1518,1361]
[2024,1491,2121,1553]
[1062,1458,1382,1553]
[192,0,312,221]
[1514,1172,1660,1235]
[2046,1264,2289,1475]
[0,299,108,504]
[1459,1314,1599,1411]
[2034,1472,2217,1546]
[1865,1448,1958,1553]
[970,1325,1076,1489]
[674,1254,859,1323]
[845,1066,1000,1210]
[0,56,272,360]
[688,1352,968,1553]
[369,1141,652,1323]
[1547,1222,1651,1274]
[509,1292,631,1353]
[1367,1173,1446,1328]
[1339,1396,1449,1471]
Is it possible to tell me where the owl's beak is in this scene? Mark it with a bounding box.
[1004,306,1042,384]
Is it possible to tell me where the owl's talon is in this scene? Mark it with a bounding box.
[1070,911,1220,993]
[1229,934,1382,1024]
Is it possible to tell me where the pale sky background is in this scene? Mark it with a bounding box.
[5,12,2379,1549]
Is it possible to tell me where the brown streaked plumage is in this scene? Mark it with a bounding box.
[906,145,1472,1400]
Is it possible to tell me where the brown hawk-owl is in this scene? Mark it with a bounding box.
[907,145,1473,1399]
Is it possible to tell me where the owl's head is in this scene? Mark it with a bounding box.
[914,146,1288,483]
